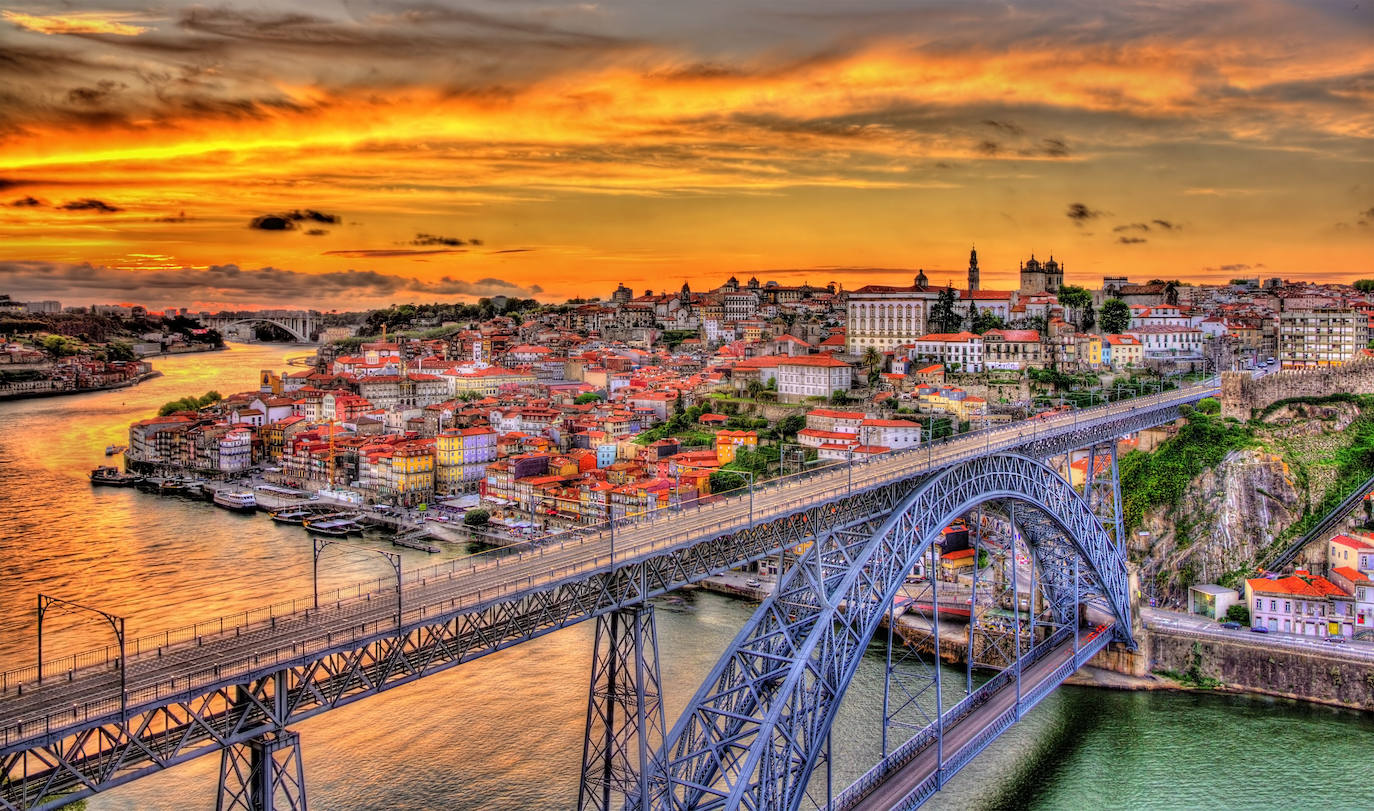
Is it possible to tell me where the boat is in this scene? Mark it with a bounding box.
[90,466,144,487]
[303,513,363,537]
[213,490,258,513]
[270,507,316,524]
[104,444,126,456]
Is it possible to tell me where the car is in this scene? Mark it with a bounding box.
[745,578,762,588]
[1326,636,1348,644]
[1249,625,1270,634]
[1220,621,1241,630]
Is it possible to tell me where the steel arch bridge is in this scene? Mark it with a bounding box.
[202,313,317,343]
[649,453,1125,811]
[0,383,1215,811]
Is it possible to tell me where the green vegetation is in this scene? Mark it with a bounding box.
[1225,603,1250,625]
[1057,284,1094,330]
[928,286,961,333]
[659,330,699,349]
[157,390,222,416]
[574,392,603,405]
[463,508,490,527]
[1256,391,1366,421]
[1120,410,1255,532]
[39,334,81,358]
[1156,642,1224,689]
[1354,279,1374,293]
[1099,298,1131,334]
[1196,396,1220,415]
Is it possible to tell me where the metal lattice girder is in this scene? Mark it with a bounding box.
[1085,443,1124,554]
[579,605,666,811]
[650,453,1130,811]
[3,387,1200,811]
[216,729,306,811]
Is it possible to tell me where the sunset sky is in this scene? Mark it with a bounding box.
[1,0,1371,310]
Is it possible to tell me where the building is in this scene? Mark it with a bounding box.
[981,330,1043,370]
[1279,307,1367,369]
[1187,584,1239,620]
[436,426,498,494]
[858,418,921,449]
[845,274,940,353]
[775,355,853,402]
[1102,334,1144,369]
[1018,254,1063,295]
[910,332,983,372]
[714,429,758,465]
[1245,572,1351,637]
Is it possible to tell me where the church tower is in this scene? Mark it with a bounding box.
[967,246,980,291]
[915,268,929,288]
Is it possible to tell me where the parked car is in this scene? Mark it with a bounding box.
[1250,625,1270,634]
[1220,621,1241,630]
[1326,636,1348,644]
[745,578,762,588]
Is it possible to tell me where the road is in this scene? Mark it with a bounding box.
[0,383,1214,748]
[1142,607,1374,663]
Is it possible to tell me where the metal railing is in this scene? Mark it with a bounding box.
[0,383,1215,739]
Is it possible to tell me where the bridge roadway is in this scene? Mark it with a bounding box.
[842,624,1113,811]
[0,384,1214,795]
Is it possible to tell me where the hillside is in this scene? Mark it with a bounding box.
[1125,396,1374,605]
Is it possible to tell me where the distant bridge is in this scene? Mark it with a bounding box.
[0,382,1217,811]
[200,311,319,343]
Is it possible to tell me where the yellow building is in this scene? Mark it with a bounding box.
[715,429,759,465]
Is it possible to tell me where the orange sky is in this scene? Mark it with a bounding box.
[1,0,1371,309]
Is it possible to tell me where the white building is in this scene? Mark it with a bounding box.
[775,355,853,402]
[1278,307,1367,369]
[845,275,941,353]
[858,418,921,449]
[910,332,984,372]
[1125,326,1204,358]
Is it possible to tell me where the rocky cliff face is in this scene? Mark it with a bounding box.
[1134,401,1367,606]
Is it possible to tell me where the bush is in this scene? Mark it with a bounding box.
[1225,603,1250,625]
[463,509,490,527]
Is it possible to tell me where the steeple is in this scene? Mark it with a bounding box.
[967,245,980,292]
[915,268,928,288]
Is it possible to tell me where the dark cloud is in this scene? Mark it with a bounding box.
[58,198,120,213]
[66,80,125,106]
[1205,263,1265,272]
[1066,203,1104,225]
[249,209,340,230]
[981,119,1024,136]
[1152,218,1179,230]
[976,140,1000,156]
[10,196,41,207]
[1041,138,1069,157]
[1117,236,1147,244]
[0,261,541,303]
[412,233,473,247]
[490,248,534,254]
[1356,206,1374,227]
[152,211,191,223]
[323,248,468,258]
[304,228,329,236]
[1113,223,1151,233]
[249,214,295,231]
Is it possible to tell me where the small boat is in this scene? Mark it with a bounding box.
[270,507,315,524]
[104,445,125,456]
[90,466,143,487]
[304,513,362,537]
[159,477,204,497]
[213,490,258,513]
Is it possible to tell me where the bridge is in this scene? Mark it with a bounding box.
[0,382,1217,811]
[199,311,320,344]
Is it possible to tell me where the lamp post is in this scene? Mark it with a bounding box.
[37,594,127,715]
[313,538,403,629]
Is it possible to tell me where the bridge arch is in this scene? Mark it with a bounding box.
[212,317,312,343]
[652,453,1128,811]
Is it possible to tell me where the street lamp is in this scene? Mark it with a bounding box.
[37,594,127,715]
[313,538,403,629]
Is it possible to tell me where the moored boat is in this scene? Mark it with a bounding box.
[303,513,362,536]
[213,490,258,513]
[270,507,315,524]
[90,466,144,487]
[105,444,126,456]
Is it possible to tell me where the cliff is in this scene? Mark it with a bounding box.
[1130,399,1374,605]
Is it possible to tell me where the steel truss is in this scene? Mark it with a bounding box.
[216,729,306,811]
[650,454,1129,811]
[2,393,1191,811]
[579,605,665,811]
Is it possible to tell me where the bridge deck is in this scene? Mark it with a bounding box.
[845,625,1112,811]
[1,386,1211,754]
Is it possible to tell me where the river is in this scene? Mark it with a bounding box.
[0,342,1369,810]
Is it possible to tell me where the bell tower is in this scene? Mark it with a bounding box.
[967,246,980,292]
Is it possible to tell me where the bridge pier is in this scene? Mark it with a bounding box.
[217,728,307,811]
[578,604,665,811]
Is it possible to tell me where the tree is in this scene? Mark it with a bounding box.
[1196,396,1221,415]
[1100,298,1131,334]
[930,286,961,333]
[574,392,603,405]
[1225,603,1250,625]
[463,508,490,527]
[745,379,764,400]
[1164,280,1180,306]
[860,346,883,378]
[40,334,78,358]
[830,389,850,405]
[1356,280,1374,293]
[1057,284,1093,329]
[104,340,137,362]
[775,413,805,439]
[972,309,1005,334]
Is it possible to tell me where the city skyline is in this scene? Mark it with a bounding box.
[2,0,1372,310]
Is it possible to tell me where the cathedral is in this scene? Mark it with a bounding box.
[1018,254,1063,294]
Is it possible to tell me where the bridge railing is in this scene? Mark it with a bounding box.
[832,627,1074,809]
[0,382,1215,708]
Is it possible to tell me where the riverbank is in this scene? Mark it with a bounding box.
[136,344,225,359]
[0,370,162,402]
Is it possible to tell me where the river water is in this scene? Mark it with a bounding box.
[0,343,1369,810]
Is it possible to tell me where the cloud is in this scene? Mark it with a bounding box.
[1117,236,1147,244]
[981,119,1024,136]
[976,140,1000,156]
[249,209,340,230]
[9,196,41,207]
[1203,263,1265,272]
[411,233,481,247]
[151,211,191,222]
[1113,223,1151,233]
[66,80,125,106]
[1152,218,1179,231]
[1066,203,1104,225]
[1041,138,1069,158]
[304,228,328,236]
[58,198,120,213]
[0,261,541,304]
[2,11,148,36]
[323,248,468,258]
